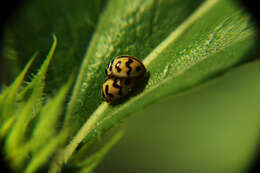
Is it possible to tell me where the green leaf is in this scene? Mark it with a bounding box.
[61,0,258,165]
[1,35,78,172]
[97,59,260,173]
[19,74,73,173]
[2,0,107,94]
[3,36,58,169]
[27,74,74,154]
[0,53,36,121]
[76,130,124,173]
[65,0,205,134]
[0,53,36,138]
[24,130,68,173]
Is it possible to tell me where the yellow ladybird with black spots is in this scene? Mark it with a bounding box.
[102,77,136,103]
[105,55,146,78]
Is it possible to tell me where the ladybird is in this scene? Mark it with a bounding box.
[102,77,136,103]
[105,55,146,78]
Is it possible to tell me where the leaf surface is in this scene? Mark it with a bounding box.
[65,0,205,132]
[62,0,258,164]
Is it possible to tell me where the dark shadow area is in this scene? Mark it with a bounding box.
[241,0,260,28]
[0,0,25,36]
[237,0,260,63]
[247,119,260,172]
[0,140,13,173]
[0,0,25,84]
[240,0,260,172]
[0,1,25,172]
[239,1,260,172]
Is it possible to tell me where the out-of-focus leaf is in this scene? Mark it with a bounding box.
[1,0,107,94]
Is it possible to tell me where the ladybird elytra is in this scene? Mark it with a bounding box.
[105,55,146,78]
[102,77,136,103]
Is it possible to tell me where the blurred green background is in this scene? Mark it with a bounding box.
[97,60,260,173]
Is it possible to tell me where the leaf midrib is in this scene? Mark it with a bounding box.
[142,0,219,65]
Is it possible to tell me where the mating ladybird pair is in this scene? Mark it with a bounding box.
[102,55,146,103]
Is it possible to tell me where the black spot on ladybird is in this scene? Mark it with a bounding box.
[105,85,114,98]
[136,66,141,72]
[112,78,123,96]
[115,61,122,72]
[125,59,133,76]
